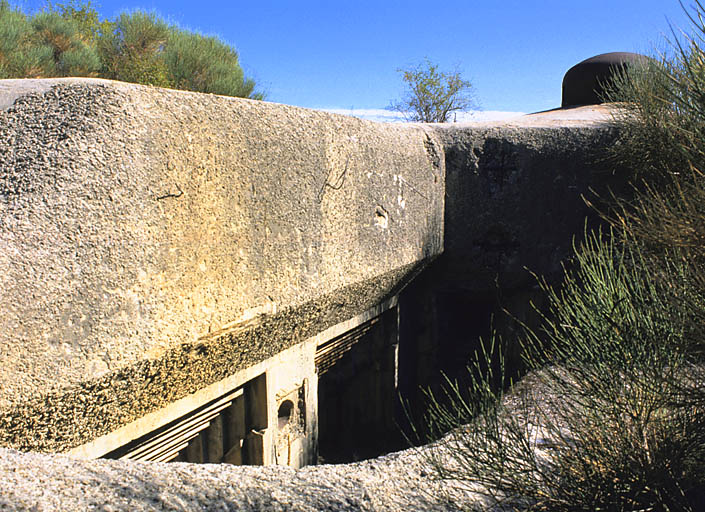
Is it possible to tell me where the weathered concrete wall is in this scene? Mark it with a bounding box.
[398,106,629,413]
[0,444,461,512]
[0,79,639,509]
[0,78,444,452]
[432,106,625,292]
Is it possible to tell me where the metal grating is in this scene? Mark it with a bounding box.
[315,317,378,375]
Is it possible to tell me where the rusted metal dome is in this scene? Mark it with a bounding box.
[561,52,649,107]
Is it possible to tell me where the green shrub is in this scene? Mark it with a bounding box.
[0,1,262,98]
[424,234,705,511]
[57,43,100,76]
[388,57,475,123]
[47,0,111,44]
[605,3,705,186]
[0,0,53,78]
[98,10,171,87]
[31,11,100,76]
[164,27,260,99]
[420,2,705,509]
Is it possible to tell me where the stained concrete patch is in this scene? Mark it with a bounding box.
[0,262,424,453]
[429,111,626,292]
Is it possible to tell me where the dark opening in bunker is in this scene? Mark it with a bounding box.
[278,399,294,429]
[315,306,406,463]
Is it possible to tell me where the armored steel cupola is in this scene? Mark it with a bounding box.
[561,51,649,107]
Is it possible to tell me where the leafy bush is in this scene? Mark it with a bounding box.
[604,3,705,186]
[0,0,53,78]
[424,235,705,510]
[164,28,261,99]
[99,10,172,87]
[420,2,705,510]
[31,11,101,76]
[49,0,111,44]
[388,58,475,123]
[0,1,262,99]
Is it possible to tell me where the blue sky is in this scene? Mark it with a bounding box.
[21,1,695,113]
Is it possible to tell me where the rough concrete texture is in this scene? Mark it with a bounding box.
[394,105,628,417]
[429,104,626,293]
[0,78,632,510]
[0,371,568,511]
[0,449,434,512]
[4,373,581,512]
[0,444,467,512]
[0,78,444,451]
[3,366,669,512]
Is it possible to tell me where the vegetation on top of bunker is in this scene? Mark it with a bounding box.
[416,1,705,510]
[0,0,262,99]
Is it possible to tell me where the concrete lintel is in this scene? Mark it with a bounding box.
[311,295,398,348]
[67,295,397,460]
[68,336,316,460]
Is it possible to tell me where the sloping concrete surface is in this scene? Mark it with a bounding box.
[0,78,444,452]
[445,104,616,128]
[0,444,462,512]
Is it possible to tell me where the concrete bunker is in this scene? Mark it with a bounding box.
[0,78,444,465]
[90,296,405,468]
[0,78,628,483]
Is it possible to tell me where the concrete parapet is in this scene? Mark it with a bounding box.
[431,104,624,293]
[398,105,628,411]
[0,78,444,452]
